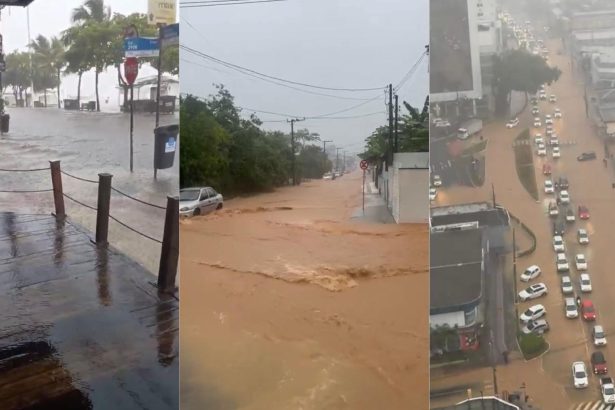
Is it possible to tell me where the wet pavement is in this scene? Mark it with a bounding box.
[180,171,429,409]
[0,212,178,409]
[430,29,615,409]
[0,108,179,274]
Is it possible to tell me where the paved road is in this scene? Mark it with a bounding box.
[0,108,179,273]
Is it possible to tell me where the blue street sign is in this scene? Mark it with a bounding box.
[124,37,159,58]
[161,23,179,48]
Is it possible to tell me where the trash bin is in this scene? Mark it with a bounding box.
[154,124,179,170]
[1,113,10,133]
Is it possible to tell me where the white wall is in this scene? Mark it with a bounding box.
[391,152,429,223]
[430,311,466,328]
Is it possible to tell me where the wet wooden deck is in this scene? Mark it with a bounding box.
[0,213,178,410]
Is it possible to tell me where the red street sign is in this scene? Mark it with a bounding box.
[360,160,368,170]
[124,57,139,86]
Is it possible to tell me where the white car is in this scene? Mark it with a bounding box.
[534,118,542,128]
[580,273,592,292]
[565,297,579,318]
[534,134,544,145]
[593,325,607,346]
[572,361,589,389]
[559,190,570,204]
[433,174,442,187]
[549,94,557,103]
[429,188,437,201]
[548,201,559,216]
[544,179,554,194]
[575,254,588,271]
[553,235,565,252]
[552,146,561,158]
[179,187,224,217]
[518,283,548,301]
[537,143,547,156]
[520,304,546,322]
[554,108,562,118]
[532,107,540,115]
[540,92,547,100]
[556,253,569,272]
[545,114,553,124]
[561,275,574,294]
[550,136,559,146]
[520,265,542,282]
[521,319,550,335]
[578,229,590,244]
[506,118,520,128]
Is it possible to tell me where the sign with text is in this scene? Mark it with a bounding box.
[148,0,177,25]
[160,23,179,48]
[124,37,159,58]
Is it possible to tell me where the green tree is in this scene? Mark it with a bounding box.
[29,35,61,107]
[494,49,562,115]
[4,51,32,106]
[62,26,90,105]
[71,0,113,111]
[399,96,429,152]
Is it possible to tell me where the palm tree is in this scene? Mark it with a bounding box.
[71,0,112,112]
[29,35,61,107]
[63,26,90,106]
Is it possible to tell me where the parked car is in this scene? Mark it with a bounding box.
[534,134,544,145]
[429,187,437,201]
[556,253,569,272]
[179,187,224,217]
[432,174,442,187]
[555,176,569,190]
[521,265,542,282]
[578,205,590,219]
[532,107,540,115]
[550,136,559,146]
[549,94,557,103]
[552,146,561,158]
[519,283,548,301]
[506,118,520,128]
[578,152,597,161]
[578,228,590,244]
[592,351,608,374]
[582,300,597,321]
[572,361,589,388]
[542,163,551,175]
[565,297,579,318]
[545,114,553,124]
[544,179,554,194]
[554,108,562,118]
[553,235,565,252]
[537,143,546,156]
[521,319,550,335]
[534,118,542,128]
[575,254,588,271]
[600,377,615,404]
[566,207,575,223]
[322,172,333,180]
[548,201,559,217]
[561,276,574,295]
[594,325,608,346]
[520,304,546,322]
[559,190,570,204]
[580,273,592,292]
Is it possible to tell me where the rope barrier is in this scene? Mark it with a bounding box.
[0,167,50,172]
[60,170,99,184]
[62,193,98,211]
[0,188,53,193]
[109,214,163,244]
[111,187,166,210]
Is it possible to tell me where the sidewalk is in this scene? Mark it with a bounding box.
[350,181,396,224]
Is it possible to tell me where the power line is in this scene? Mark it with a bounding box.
[394,51,427,92]
[181,0,288,8]
[180,45,386,92]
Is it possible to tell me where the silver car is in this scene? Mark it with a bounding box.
[180,187,224,217]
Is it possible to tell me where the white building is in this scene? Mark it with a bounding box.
[389,152,429,223]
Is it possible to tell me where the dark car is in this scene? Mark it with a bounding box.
[555,176,569,191]
[553,218,566,236]
[578,205,590,220]
[592,351,608,374]
[578,152,597,161]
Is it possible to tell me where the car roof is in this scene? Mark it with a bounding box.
[573,361,585,369]
[579,228,587,233]
[592,351,606,360]
[576,254,585,258]
[562,276,571,282]
[581,273,590,279]
[582,300,594,307]
[565,297,576,304]
[529,304,544,311]
[595,325,604,332]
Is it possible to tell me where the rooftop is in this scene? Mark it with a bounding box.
[431,203,510,228]
[430,228,483,309]
[433,396,520,409]
[573,29,615,41]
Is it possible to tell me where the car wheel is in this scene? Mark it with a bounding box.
[193,207,201,216]
[216,203,223,210]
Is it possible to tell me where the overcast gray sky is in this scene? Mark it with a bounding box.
[1,1,176,107]
[180,0,428,153]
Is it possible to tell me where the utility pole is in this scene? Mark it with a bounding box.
[394,94,399,153]
[322,139,332,171]
[388,83,393,167]
[492,183,496,207]
[342,151,346,173]
[336,147,342,173]
[27,6,34,107]
[287,118,305,185]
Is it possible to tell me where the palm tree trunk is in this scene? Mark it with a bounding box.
[44,89,47,107]
[95,70,100,112]
[77,72,82,106]
[57,68,61,108]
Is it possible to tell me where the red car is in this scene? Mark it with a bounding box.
[578,205,590,220]
[592,351,608,374]
[543,163,552,175]
[582,300,597,321]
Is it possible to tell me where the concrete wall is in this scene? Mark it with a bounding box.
[391,152,429,223]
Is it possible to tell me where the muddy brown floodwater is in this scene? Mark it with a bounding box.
[179,170,428,409]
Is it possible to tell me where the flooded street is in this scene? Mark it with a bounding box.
[180,171,428,409]
[0,108,179,273]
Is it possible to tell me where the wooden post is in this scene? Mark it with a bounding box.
[157,196,179,293]
[95,173,112,245]
[49,160,65,218]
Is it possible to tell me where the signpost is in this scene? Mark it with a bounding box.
[124,57,138,173]
[360,160,368,214]
[124,37,159,58]
[155,22,179,129]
